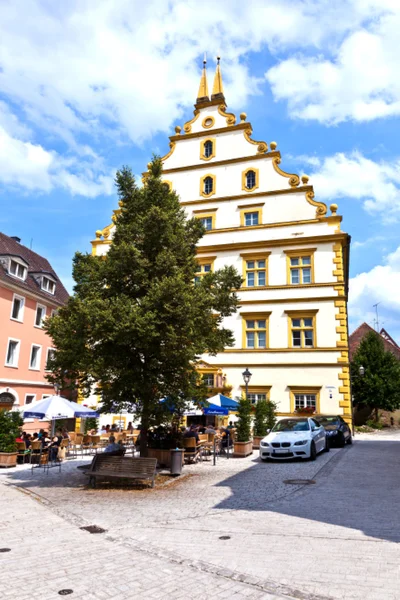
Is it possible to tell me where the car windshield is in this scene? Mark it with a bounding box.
[272,419,310,432]
[317,417,339,426]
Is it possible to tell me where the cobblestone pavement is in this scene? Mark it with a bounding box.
[2,433,400,599]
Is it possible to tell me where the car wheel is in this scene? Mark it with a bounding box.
[338,433,346,448]
[309,441,317,461]
[324,438,330,452]
[346,435,353,445]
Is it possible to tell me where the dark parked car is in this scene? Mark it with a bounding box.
[314,415,352,447]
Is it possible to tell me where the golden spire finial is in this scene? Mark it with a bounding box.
[197,54,209,103]
[211,56,225,101]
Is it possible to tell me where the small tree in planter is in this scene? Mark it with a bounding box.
[233,397,253,457]
[0,410,23,468]
[252,399,277,449]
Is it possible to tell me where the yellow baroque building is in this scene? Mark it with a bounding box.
[91,59,351,424]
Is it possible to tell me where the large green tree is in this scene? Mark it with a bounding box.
[45,158,242,454]
[351,331,400,421]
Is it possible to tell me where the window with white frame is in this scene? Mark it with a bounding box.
[35,304,46,327]
[244,211,259,226]
[9,259,27,280]
[25,394,35,405]
[46,348,56,371]
[199,216,213,230]
[41,276,55,294]
[5,339,20,367]
[294,393,317,411]
[42,394,51,399]
[247,393,267,405]
[29,345,41,370]
[10,294,25,321]
[202,373,215,387]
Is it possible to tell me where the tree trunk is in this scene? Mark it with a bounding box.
[139,401,150,457]
[374,407,379,423]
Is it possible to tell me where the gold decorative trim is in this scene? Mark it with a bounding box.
[159,151,280,175]
[238,295,345,305]
[243,128,268,154]
[242,167,259,192]
[272,157,300,188]
[197,232,347,254]
[200,174,216,198]
[183,109,200,134]
[218,104,236,126]
[161,141,176,162]
[162,180,173,191]
[170,122,249,142]
[239,282,340,291]
[213,362,347,368]
[222,347,344,353]
[285,309,319,316]
[192,207,218,214]
[200,138,216,161]
[305,190,328,217]
[202,116,215,129]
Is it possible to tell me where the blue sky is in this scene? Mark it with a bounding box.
[0,0,399,340]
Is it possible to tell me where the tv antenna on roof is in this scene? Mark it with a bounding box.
[372,302,381,332]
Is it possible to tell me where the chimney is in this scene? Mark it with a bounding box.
[10,236,21,243]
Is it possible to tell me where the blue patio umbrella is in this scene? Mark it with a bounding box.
[203,404,229,416]
[206,394,239,411]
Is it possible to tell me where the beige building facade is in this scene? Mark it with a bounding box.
[92,60,351,423]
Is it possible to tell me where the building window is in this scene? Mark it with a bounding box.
[41,276,55,294]
[194,257,215,283]
[200,217,213,230]
[248,393,267,405]
[46,348,56,371]
[284,249,315,285]
[5,339,20,367]
[239,205,263,227]
[25,394,35,405]
[200,139,216,161]
[202,373,215,387]
[245,212,258,226]
[200,174,216,198]
[9,259,26,280]
[242,313,271,349]
[294,393,317,411]
[286,311,318,348]
[10,294,25,322]
[35,304,46,328]
[29,345,42,370]
[162,180,173,191]
[243,255,269,287]
[242,168,259,192]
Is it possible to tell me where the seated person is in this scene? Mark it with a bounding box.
[205,424,216,434]
[219,427,233,448]
[127,422,134,433]
[61,428,71,440]
[183,425,200,443]
[32,432,39,441]
[48,434,62,461]
[24,434,32,449]
[104,435,124,455]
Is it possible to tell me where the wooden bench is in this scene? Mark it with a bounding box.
[84,454,157,488]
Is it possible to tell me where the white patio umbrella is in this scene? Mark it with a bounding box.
[207,393,239,411]
[20,395,99,435]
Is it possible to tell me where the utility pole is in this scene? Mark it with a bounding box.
[372,302,381,332]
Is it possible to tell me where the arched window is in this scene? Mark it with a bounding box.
[204,176,213,195]
[246,170,256,190]
[204,140,213,158]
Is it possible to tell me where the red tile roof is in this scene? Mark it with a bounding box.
[0,232,69,306]
[349,322,400,360]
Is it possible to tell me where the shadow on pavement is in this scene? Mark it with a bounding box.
[214,439,400,543]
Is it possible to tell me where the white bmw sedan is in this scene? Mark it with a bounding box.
[259,417,328,461]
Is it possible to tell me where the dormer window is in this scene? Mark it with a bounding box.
[242,168,259,192]
[9,259,27,280]
[42,276,55,294]
[246,170,256,189]
[204,141,213,158]
[200,138,216,161]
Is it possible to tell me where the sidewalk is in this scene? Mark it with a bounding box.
[0,480,296,600]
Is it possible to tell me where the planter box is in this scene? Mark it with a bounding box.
[233,440,253,458]
[0,452,18,468]
[252,436,263,449]
[147,448,184,468]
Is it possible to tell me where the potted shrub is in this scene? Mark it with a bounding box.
[147,426,184,467]
[252,399,277,448]
[0,410,23,468]
[233,397,253,457]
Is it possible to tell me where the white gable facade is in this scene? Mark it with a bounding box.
[92,61,351,423]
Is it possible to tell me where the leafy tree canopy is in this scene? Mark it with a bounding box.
[351,331,400,418]
[45,158,242,452]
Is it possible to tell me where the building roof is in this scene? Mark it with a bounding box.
[0,232,69,306]
[349,322,400,360]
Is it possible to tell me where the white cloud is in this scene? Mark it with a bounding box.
[0,126,114,197]
[349,245,400,339]
[305,151,400,221]
[266,4,400,124]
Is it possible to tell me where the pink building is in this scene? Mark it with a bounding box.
[0,233,69,412]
